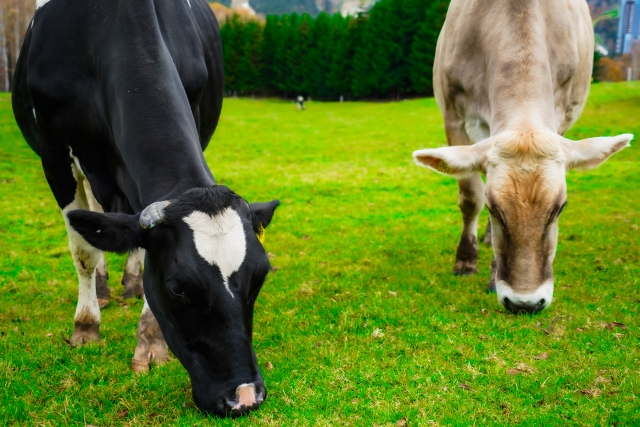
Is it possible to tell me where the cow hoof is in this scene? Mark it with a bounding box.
[132,348,171,373]
[487,280,496,293]
[97,298,109,309]
[132,358,149,373]
[70,330,100,345]
[453,260,478,276]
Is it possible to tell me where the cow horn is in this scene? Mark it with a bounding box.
[139,200,171,229]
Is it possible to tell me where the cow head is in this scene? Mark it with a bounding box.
[67,185,279,416]
[413,132,632,314]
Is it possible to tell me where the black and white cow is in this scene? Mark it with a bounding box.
[12,0,278,417]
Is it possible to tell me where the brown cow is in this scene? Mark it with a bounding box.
[413,0,633,314]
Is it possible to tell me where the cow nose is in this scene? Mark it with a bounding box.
[224,383,265,417]
[503,297,546,314]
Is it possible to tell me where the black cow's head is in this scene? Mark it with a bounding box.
[67,185,279,417]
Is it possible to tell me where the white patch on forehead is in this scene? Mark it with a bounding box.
[36,0,50,9]
[183,208,246,298]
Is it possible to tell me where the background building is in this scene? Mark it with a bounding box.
[616,0,640,54]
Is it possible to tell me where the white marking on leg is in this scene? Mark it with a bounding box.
[82,179,103,212]
[124,248,143,276]
[140,299,151,317]
[182,208,247,298]
[496,280,554,309]
[63,159,102,334]
[137,248,146,266]
[63,204,101,328]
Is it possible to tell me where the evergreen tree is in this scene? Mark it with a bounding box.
[327,14,364,99]
[220,14,246,95]
[281,13,302,96]
[395,0,429,95]
[352,0,402,98]
[219,0,452,99]
[297,13,316,96]
[274,14,296,95]
[237,20,264,95]
[409,0,449,96]
[308,11,332,98]
[261,15,280,93]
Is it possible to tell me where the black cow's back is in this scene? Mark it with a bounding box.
[12,0,224,213]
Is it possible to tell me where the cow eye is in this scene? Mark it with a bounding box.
[168,282,185,298]
[558,201,567,215]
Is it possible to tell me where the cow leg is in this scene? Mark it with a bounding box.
[122,249,144,299]
[488,257,497,293]
[454,173,484,275]
[61,164,103,345]
[82,178,110,308]
[132,300,170,373]
[95,254,110,308]
[442,111,486,275]
[485,219,496,291]
[483,218,492,247]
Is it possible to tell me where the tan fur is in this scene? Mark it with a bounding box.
[435,0,593,137]
[430,0,592,301]
[415,0,630,309]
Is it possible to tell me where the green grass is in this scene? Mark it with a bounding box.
[1,82,639,426]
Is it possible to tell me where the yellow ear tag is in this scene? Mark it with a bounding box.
[436,161,454,174]
[256,224,266,243]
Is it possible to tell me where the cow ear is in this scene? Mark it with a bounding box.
[67,210,146,253]
[562,134,633,170]
[413,138,493,178]
[250,200,280,240]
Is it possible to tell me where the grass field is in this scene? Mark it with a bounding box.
[0,82,639,426]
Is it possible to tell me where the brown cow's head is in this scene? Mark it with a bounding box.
[413,131,632,313]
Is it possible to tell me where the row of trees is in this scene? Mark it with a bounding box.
[220,0,450,100]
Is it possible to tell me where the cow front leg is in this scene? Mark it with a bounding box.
[132,301,170,373]
[63,211,102,345]
[122,249,144,299]
[454,173,484,275]
[483,218,492,247]
[95,253,110,308]
[83,178,111,308]
[487,256,497,293]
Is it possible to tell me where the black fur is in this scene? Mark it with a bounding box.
[250,200,281,232]
[67,210,145,254]
[163,186,240,221]
[11,0,277,417]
